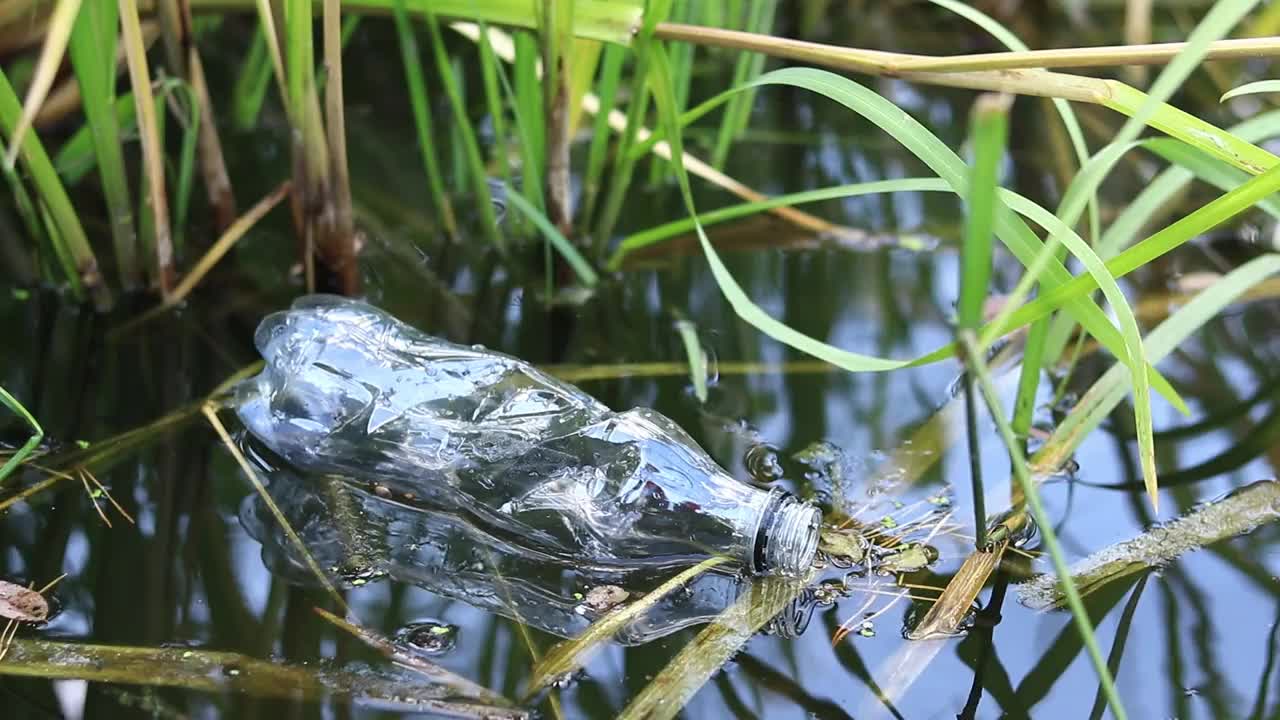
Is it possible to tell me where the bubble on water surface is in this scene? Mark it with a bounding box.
[395,619,459,656]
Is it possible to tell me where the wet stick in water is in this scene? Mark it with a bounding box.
[1020,480,1280,610]
[524,555,730,698]
[909,542,1006,640]
[617,573,812,720]
[312,607,511,707]
[202,404,349,612]
[0,637,524,717]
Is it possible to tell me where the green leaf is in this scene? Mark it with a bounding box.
[502,187,598,286]
[1221,79,1280,103]
[0,386,43,486]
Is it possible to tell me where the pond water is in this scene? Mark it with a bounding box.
[3,5,1280,719]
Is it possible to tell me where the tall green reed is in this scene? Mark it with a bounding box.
[392,0,458,239]
[957,92,1009,546]
[0,66,107,308]
[67,0,138,288]
[423,9,503,250]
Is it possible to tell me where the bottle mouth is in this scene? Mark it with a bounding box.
[754,492,821,577]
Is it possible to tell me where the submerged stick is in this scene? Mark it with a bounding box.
[312,608,511,707]
[1020,479,1280,610]
[525,556,729,698]
[618,573,811,720]
[0,638,523,717]
[202,403,349,612]
[909,542,1005,640]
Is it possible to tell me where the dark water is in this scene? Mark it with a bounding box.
[4,5,1280,719]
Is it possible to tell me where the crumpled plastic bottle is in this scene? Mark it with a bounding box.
[240,467,815,644]
[235,295,820,576]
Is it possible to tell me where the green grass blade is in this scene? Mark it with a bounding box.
[928,0,1099,247]
[1104,82,1277,176]
[68,0,139,289]
[672,312,707,403]
[609,178,938,267]
[581,41,625,243]
[980,139,1166,502]
[0,386,43,486]
[1042,110,1280,377]
[1033,253,1280,477]
[491,32,546,239]
[642,67,1173,406]
[1012,318,1050,445]
[958,94,1007,332]
[982,162,1280,353]
[959,93,1009,545]
[1221,79,1280,102]
[958,331,1127,720]
[0,65,109,309]
[593,0,672,247]
[641,46,958,378]
[1035,0,1265,501]
[423,9,504,250]
[53,94,137,185]
[2,156,51,269]
[233,22,274,130]
[1099,109,1280,259]
[503,186,598,286]
[513,30,546,212]
[391,0,458,238]
[477,22,514,200]
[1142,138,1280,219]
[165,80,201,256]
[526,556,728,697]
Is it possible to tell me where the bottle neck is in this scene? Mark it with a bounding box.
[752,491,821,576]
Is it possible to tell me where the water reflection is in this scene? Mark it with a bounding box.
[240,464,815,645]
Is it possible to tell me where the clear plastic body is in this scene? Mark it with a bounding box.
[236,295,819,575]
[240,468,815,644]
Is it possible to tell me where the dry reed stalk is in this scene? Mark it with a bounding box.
[655,23,1280,74]
[322,0,357,291]
[908,541,1006,640]
[120,0,175,294]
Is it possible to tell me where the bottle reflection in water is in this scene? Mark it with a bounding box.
[239,468,814,644]
[235,295,820,576]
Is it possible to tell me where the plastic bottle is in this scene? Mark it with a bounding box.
[235,295,820,576]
